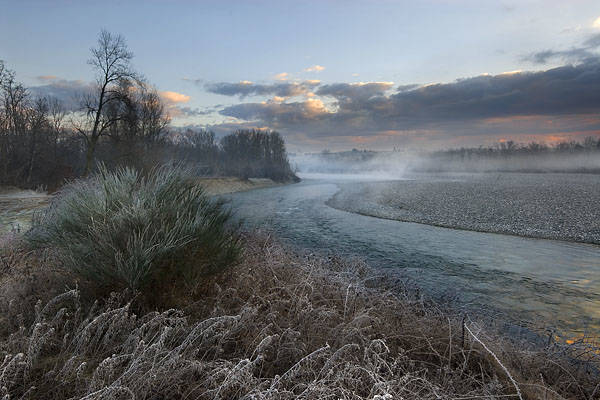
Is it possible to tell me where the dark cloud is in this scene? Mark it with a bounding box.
[204,80,320,98]
[584,33,600,48]
[383,63,600,122]
[172,122,272,139]
[216,62,600,143]
[175,106,214,117]
[28,79,92,111]
[220,98,329,124]
[525,33,600,64]
[316,82,393,100]
[396,84,420,92]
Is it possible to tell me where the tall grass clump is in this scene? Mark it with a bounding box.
[1,233,598,399]
[27,165,240,295]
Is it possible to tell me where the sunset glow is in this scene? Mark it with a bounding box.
[2,1,600,151]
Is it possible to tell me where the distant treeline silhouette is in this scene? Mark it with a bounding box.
[295,138,600,174]
[430,138,600,159]
[415,138,600,173]
[0,32,296,190]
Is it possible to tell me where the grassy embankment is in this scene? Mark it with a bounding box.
[0,167,598,399]
[0,176,281,235]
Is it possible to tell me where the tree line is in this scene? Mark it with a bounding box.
[430,137,600,160]
[0,31,296,190]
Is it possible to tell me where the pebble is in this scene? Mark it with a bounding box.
[328,172,600,245]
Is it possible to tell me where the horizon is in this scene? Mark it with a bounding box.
[2,0,600,151]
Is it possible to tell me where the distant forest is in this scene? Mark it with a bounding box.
[0,31,296,190]
[417,138,600,173]
[430,137,600,158]
[296,137,600,174]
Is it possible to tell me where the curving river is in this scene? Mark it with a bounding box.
[225,176,600,340]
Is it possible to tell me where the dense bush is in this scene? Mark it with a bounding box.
[27,165,240,294]
[174,128,299,182]
[220,129,297,181]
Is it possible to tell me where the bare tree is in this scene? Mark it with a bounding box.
[0,65,29,180]
[26,97,49,183]
[74,30,136,174]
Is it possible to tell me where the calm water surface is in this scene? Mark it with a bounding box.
[225,177,600,338]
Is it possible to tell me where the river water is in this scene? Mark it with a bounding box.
[225,176,600,340]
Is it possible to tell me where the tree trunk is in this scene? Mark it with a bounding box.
[26,132,37,184]
[84,138,96,176]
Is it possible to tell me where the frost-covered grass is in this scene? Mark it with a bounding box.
[0,233,598,399]
[26,166,240,294]
[0,167,597,398]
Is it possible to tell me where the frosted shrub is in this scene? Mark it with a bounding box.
[0,234,597,399]
[27,165,240,292]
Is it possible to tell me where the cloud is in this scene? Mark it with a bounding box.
[204,80,321,99]
[304,65,325,72]
[28,78,93,111]
[36,75,58,81]
[378,64,600,122]
[316,82,394,101]
[157,91,192,119]
[594,16,600,29]
[212,62,600,149]
[274,72,288,81]
[29,79,200,121]
[396,84,420,92]
[174,106,213,117]
[525,33,600,64]
[220,97,332,124]
[159,90,190,104]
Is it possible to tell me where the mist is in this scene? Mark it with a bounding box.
[291,139,600,179]
[291,150,415,181]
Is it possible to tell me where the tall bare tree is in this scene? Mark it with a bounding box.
[75,30,136,174]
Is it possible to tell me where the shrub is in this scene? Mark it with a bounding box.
[1,234,597,399]
[27,165,240,294]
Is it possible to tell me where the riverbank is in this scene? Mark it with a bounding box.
[1,232,596,399]
[1,168,597,399]
[0,186,50,234]
[328,172,600,244]
[0,177,292,234]
[196,176,284,195]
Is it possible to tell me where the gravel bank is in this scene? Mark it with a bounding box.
[328,173,600,244]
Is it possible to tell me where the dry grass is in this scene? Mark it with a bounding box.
[196,177,280,196]
[0,232,598,399]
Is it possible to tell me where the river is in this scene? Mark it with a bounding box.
[225,175,600,340]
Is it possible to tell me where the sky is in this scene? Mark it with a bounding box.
[2,0,600,152]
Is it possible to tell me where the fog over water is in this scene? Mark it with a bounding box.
[291,148,600,177]
[275,148,600,338]
[226,178,600,339]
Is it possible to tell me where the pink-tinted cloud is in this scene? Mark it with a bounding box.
[159,90,190,104]
[304,65,325,72]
